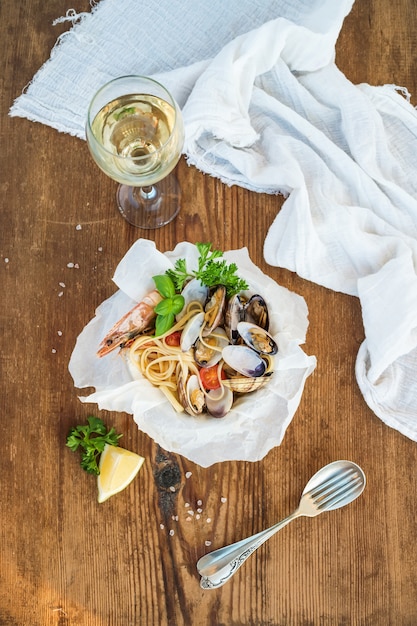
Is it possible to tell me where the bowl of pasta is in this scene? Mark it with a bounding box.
[69,239,316,467]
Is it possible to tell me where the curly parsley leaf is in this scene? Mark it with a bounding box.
[165,242,248,297]
[66,416,122,475]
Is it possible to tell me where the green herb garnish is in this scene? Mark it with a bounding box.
[114,106,136,121]
[66,416,122,475]
[152,274,185,336]
[166,242,248,296]
[152,243,248,336]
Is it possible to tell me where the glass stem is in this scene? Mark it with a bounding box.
[140,185,157,200]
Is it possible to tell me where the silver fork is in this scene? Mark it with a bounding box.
[197,460,366,589]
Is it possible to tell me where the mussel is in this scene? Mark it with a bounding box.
[178,373,205,415]
[222,345,267,378]
[237,321,278,355]
[203,286,226,336]
[194,327,229,367]
[244,294,269,330]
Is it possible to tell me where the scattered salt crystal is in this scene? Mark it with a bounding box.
[195,514,201,520]
[74,263,79,269]
[57,330,63,336]
[51,349,57,354]
[169,486,176,492]
[75,224,82,230]
[59,282,65,288]
[160,524,164,530]
[58,292,64,297]
[197,508,202,514]
[171,515,179,521]
[205,541,212,547]
[187,510,194,516]
[67,262,74,268]
[197,500,202,506]
[98,246,103,252]
[186,517,192,522]
[184,502,190,508]
[4,258,9,263]
[221,497,227,503]
[185,471,192,479]
[206,518,212,523]
[169,530,175,536]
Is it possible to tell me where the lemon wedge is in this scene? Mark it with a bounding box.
[97,443,145,503]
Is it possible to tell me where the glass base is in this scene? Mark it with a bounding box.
[116,174,181,229]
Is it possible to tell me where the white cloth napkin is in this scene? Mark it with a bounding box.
[68,240,316,466]
[11,0,417,442]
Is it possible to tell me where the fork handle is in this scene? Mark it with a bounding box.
[198,508,301,589]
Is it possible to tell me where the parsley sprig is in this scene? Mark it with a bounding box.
[166,242,248,296]
[66,416,122,475]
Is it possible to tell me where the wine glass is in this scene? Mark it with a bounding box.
[86,75,185,229]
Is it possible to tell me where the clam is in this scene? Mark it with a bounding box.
[180,311,205,352]
[205,385,234,418]
[222,345,267,378]
[177,278,209,321]
[222,373,272,393]
[178,373,205,415]
[194,328,229,367]
[237,321,278,355]
[224,293,245,344]
[203,285,226,336]
[244,294,269,330]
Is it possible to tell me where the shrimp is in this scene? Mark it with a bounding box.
[97,289,162,357]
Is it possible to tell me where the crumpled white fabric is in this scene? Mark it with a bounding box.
[68,240,316,466]
[10,0,417,442]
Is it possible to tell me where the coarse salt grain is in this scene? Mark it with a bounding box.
[185,471,192,478]
[169,530,175,536]
[98,247,103,252]
[67,263,74,268]
[4,258,9,263]
[59,282,65,288]
[184,502,190,508]
[206,518,212,523]
[74,263,79,269]
[221,497,227,503]
[205,541,212,547]
[58,292,64,297]
[197,499,203,506]
[197,508,202,514]
[52,349,57,354]
[160,524,164,530]
[186,517,192,522]
[169,486,176,492]
[75,224,82,230]
[57,330,63,336]
[195,514,201,520]
[187,510,194,516]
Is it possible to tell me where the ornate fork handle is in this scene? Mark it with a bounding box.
[198,510,300,589]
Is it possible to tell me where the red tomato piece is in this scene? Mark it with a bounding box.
[200,364,226,390]
[165,331,182,346]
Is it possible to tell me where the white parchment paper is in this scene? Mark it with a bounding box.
[68,239,316,466]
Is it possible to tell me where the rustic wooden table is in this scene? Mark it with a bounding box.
[2,1,417,624]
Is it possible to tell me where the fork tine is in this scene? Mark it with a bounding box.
[314,475,363,510]
[308,467,357,500]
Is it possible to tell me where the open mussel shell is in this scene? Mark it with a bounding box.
[180,311,205,352]
[194,327,229,367]
[237,321,278,355]
[203,285,226,336]
[205,385,234,418]
[222,345,267,378]
[224,293,245,344]
[177,278,209,321]
[178,373,205,415]
[244,294,269,330]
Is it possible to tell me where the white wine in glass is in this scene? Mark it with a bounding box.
[86,75,185,229]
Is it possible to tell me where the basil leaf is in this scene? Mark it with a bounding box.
[155,313,175,336]
[154,299,174,316]
[171,295,185,315]
[153,274,175,298]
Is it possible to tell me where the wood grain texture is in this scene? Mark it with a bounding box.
[1,0,417,624]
